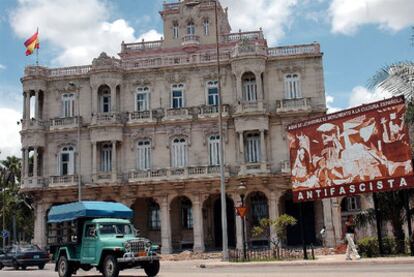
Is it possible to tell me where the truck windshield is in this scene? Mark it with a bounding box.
[98,224,134,235]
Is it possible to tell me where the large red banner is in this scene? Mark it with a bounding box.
[287,96,414,202]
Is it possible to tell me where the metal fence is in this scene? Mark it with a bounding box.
[229,246,315,262]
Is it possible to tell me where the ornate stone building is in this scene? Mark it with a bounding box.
[20,0,362,253]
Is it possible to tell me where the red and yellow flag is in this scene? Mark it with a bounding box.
[24,30,39,56]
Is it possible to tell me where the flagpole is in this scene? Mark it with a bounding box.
[36,27,39,66]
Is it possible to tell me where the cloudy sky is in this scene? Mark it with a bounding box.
[0,0,413,159]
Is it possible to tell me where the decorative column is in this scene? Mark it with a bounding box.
[322,198,341,247]
[239,132,244,161]
[21,148,25,180]
[111,141,117,182]
[160,196,172,254]
[33,147,38,178]
[35,90,40,120]
[192,195,205,252]
[33,202,48,249]
[24,148,29,179]
[255,71,264,109]
[234,193,243,250]
[110,84,116,113]
[22,92,26,121]
[269,191,281,247]
[260,129,266,162]
[25,91,31,120]
[92,86,98,115]
[92,142,97,181]
[235,73,243,103]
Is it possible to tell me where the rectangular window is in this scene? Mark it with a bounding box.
[100,145,112,172]
[172,138,187,168]
[208,136,220,166]
[173,25,179,39]
[61,153,69,175]
[203,19,209,36]
[137,141,151,170]
[102,95,111,113]
[62,94,75,117]
[187,24,195,35]
[207,81,218,106]
[245,134,261,163]
[181,203,193,229]
[136,89,149,111]
[149,206,161,230]
[285,74,301,99]
[171,86,184,108]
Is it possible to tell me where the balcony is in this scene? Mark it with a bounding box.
[21,119,47,130]
[182,35,200,52]
[49,175,79,187]
[128,165,227,183]
[235,101,266,114]
[164,108,193,121]
[92,172,123,183]
[49,116,81,131]
[127,110,155,124]
[268,43,321,57]
[276,98,312,114]
[231,41,267,58]
[92,112,123,125]
[21,177,46,190]
[239,162,270,176]
[198,105,230,119]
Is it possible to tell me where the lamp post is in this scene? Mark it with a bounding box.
[238,182,247,261]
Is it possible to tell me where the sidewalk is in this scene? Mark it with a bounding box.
[160,255,414,268]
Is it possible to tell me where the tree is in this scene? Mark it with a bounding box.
[251,214,297,248]
[0,155,33,245]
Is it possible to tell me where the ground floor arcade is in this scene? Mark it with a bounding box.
[27,176,376,253]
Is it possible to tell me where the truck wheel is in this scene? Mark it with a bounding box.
[57,255,72,277]
[102,255,119,277]
[38,263,45,270]
[144,260,160,277]
[0,262,3,270]
[12,260,19,270]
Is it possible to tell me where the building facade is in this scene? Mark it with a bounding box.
[20,0,370,253]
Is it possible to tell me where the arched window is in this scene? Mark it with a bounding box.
[284,73,301,99]
[250,192,269,226]
[171,138,187,168]
[137,140,151,170]
[207,80,218,106]
[172,21,179,39]
[245,133,260,163]
[100,143,112,172]
[242,73,257,102]
[341,196,361,212]
[59,146,75,176]
[148,201,161,230]
[203,18,209,35]
[136,87,150,112]
[187,20,195,35]
[98,85,111,113]
[171,84,185,108]
[62,93,75,118]
[181,198,193,229]
[208,135,220,166]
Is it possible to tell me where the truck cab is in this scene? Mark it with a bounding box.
[47,201,160,277]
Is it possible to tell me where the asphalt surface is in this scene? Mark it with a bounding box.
[1,262,414,277]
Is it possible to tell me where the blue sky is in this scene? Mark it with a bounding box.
[0,0,413,158]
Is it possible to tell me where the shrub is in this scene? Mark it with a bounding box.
[357,236,397,257]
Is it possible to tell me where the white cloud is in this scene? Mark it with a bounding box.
[329,0,414,35]
[0,64,5,70]
[221,0,298,44]
[10,0,162,66]
[348,86,393,108]
[326,95,341,113]
[0,108,22,159]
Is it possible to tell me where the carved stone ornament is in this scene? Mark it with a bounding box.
[167,126,192,147]
[92,52,121,68]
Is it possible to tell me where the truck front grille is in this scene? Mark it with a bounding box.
[129,239,146,253]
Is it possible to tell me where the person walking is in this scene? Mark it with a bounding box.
[345,215,361,260]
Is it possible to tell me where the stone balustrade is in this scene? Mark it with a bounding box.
[93,112,123,125]
[280,160,291,174]
[198,104,230,118]
[164,107,193,121]
[268,43,320,57]
[22,119,47,130]
[128,165,225,182]
[182,34,200,46]
[122,40,163,52]
[222,31,264,42]
[21,177,46,189]
[128,110,154,123]
[49,116,81,130]
[239,162,270,175]
[276,97,312,113]
[49,175,79,186]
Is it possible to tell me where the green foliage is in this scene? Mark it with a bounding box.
[251,214,297,246]
[0,155,33,245]
[357,236,398,257]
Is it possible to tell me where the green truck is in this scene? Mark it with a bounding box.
[47,201,160,277]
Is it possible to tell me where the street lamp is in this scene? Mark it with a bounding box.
[238,181,247,261]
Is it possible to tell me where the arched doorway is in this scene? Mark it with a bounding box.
[281,191,316,246]
[170,196,193,252]
[131,198,161,245]
[246,191,269,248]
[203,194,236,250]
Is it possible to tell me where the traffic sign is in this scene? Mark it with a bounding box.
[236,207,247,218]
[1,230,9,239]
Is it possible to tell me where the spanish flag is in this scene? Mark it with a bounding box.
[24,29,39,56]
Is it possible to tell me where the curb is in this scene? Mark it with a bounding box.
[196,257,414,269]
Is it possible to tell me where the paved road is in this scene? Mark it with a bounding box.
[1,262,414,277]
